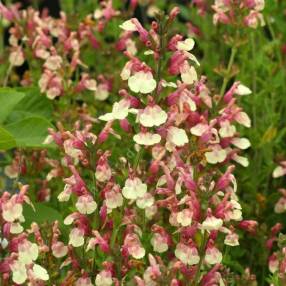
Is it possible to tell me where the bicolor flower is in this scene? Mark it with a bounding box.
[175,243,200,265]
[69,227,85,247]
[99,99,131,121]
[76,195,97,215]
[128,71,156,94]
[133,132,161,146]
[122,177,147,200]
[138,105,167,127]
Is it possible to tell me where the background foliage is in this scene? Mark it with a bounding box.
[0,0,286,285]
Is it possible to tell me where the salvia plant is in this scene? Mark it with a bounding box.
[0,0,285,286]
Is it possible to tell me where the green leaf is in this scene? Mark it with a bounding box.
[7,87,53,123]
[0,88,26,123]
[4,116,54,148]
[23,203,64,227]
[60,0,74,14]
[0,126,16,150]
[178,4,191,20]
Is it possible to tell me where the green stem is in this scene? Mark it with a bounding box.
[110,213,123,250]
[3,43,24,87]
[3,61,14,87]
[266,16,283,67]
[0,23,3,56]
[91,248,96,277]
[155,37,163,90]
[110,226,119,249]
[110,221,123,279]
[192,232,209,286]
[250,32,257,127]
[13,149,22,191]
[219,46,237,98]
[153,20,165,100]
[133,147,144,171]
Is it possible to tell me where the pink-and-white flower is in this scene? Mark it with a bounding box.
[95,270,113,286]
[202,215,223,231]
[128,71,156,94]
[205,245,222,264]
[205,145,227,164]
[175,243,200,265]
[52,241,68,258]
[122,177,147,200]
[9,48,25,66]
[99,99,131,121]
[75,276,94,286]
[138,105,167,127]
[76,195,98,215]
[69,227,85,247]
[105,188,123,210]
[167,126,189,147]
[124,233,146,259]
[150,233,169,253]
[273,162,286,178]
[133,132,161,146]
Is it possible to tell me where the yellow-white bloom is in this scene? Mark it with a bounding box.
[167,127,189,147]
[99,99,131,121]
[205,146,227,164]
[119,19,137,31]
[202,216,223,231]
[235,84,252,95]
[138,105,167,127]
[133,132,161,146]
[122,177,147,200]
[128,71,156,94]
[219,121,236,138]
[31,264,49,281]
[76,195,97,215]
[69,228,85,247]
[177,38,195,51]
[180,62,197,85]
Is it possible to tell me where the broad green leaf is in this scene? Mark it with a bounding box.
[7,87,53,123]
[23,203,64,226]
[5,116,53,148]
[178,4,191,20]
[0,88,26,123]
[60,0,76,14]
[0,126,16,150]
[23,203,68,239]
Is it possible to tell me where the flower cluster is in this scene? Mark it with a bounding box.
[272,162,286,213]
[264,161,286,285]
[1,0,274,284]
[0,185,50,285]
[212,0,265,28]
[267,223,286,284]
[0,3,119,100]
[37,9,256,285]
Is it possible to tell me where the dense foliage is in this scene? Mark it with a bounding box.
[0,1,286,285]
